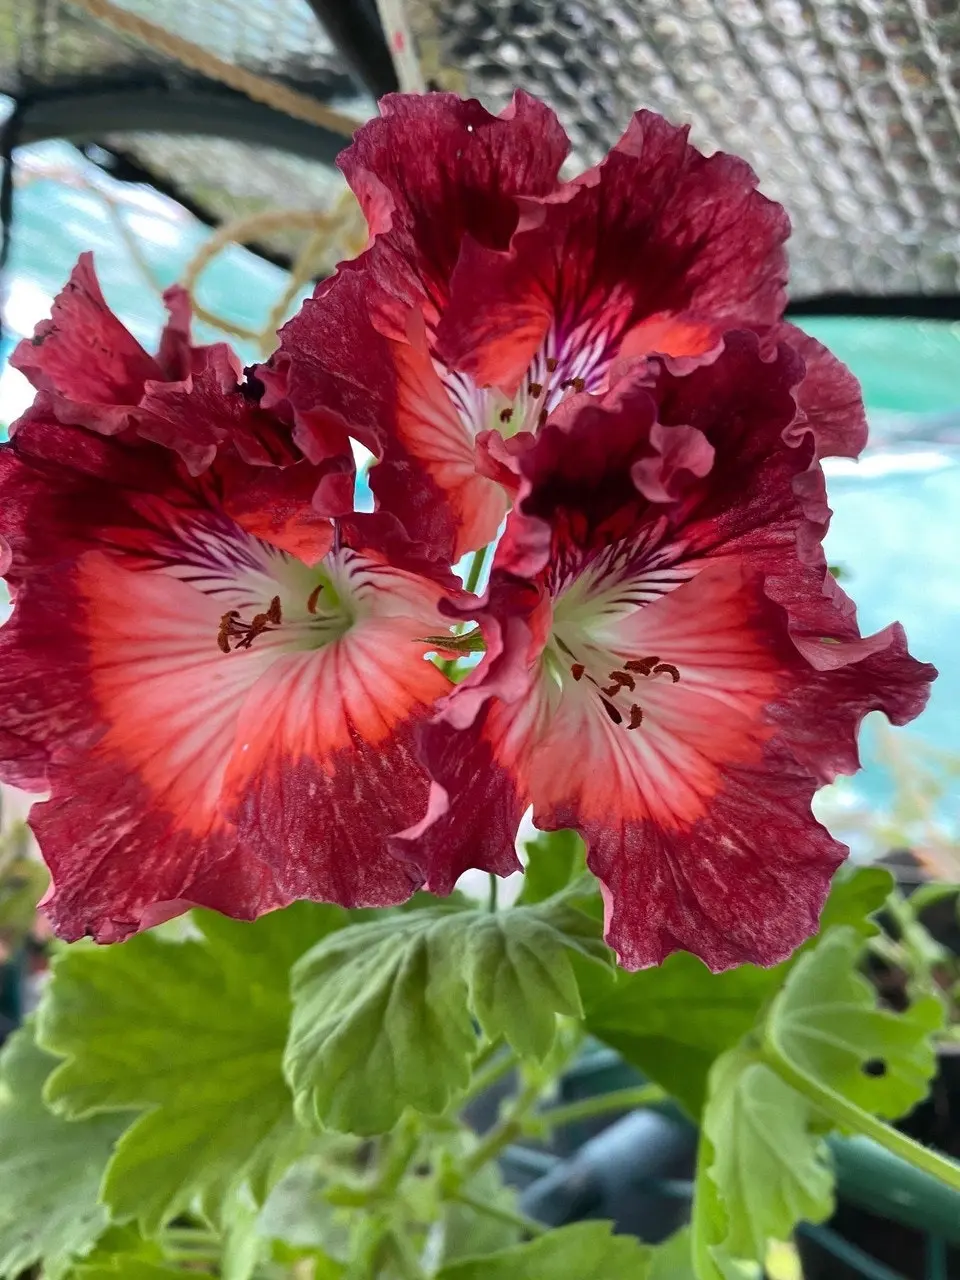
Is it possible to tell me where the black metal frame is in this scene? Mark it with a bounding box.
[303,0,398,98]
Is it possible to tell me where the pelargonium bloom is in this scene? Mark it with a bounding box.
[0,263,461,941]
[397,335,935,972]
[10,251,206,433]
[261,92,864,563]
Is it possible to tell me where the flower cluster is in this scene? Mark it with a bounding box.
[0,93,935,970]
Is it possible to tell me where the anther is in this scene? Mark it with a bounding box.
[529,381,543,397]
[307,584,324,614]
[627,704,644,730]
[601,698,623,725]
[266,596,282,625]
[572,377,585,393]
[607,670,636,692]
[625,655,660,675]
[653,663,681,683]
[538,409,548,428]
[500,407,514,423]
[545,356,559,373]
[571,663,585,681]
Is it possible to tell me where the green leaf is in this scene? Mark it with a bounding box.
[648,1227,696,1280]
[437,1222,651,1278]
[816,866,893,939]
[517,829,587,906]
[578,952,781,1116]
[37,902,349,1232]
[0,1022,125,1279]
[72,1264,182,1280]
[287,902,604,1134]
[287,910,477,1134]
[465,905,599,1060]
[702,1047,834,1262]
[577,865,899,1116]
[767,926,942,1120]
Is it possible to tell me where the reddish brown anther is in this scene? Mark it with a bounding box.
[607,670,636,692]
[267,596,282,625]
[500,407,514,423]
[307,584,324,614]
[529,381,543,397]
[653,663,681,683]
[570,662,585,681]
[627,704,644,730]
[545,356,559,373]
[625,655,660,675]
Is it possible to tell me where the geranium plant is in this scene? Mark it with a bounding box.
[0,92,953,1280]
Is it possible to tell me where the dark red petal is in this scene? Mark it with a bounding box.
[585,739,844,971]
[392,711,525,895]
[437,109,789,389]
[10,253,162,432]
[340,90,569,324]
[773,322,869,460]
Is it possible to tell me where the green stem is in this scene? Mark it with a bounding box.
[463,1074,544,1177]
[374,1112,421,1198]
[384,1228,428,1280]
[463,544,491,596]
[487,873,499,913]
[763,1043,960,1194]
[452,1190,547,1238]
[528,1083,667,1133]
[461,1046,520,1107]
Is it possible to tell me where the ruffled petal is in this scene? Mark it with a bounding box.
[9,254,210,435]
[436,110,789,391]
[773,322,869,460]
[405,342,934,970]
[10,253,162,432]
[340,90,570,326]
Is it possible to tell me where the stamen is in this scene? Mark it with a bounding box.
[307,584,324,614]
[538,409,548,428]
[545,356,559,373]
[625,655,660,675]
[570,662,585,681]
[607,670,636,692]
[217,599,282,653]
[653,663,681,683]
[528,381,543,397]
[627,704,644,730]
[601,697,623,725]
[500,407,514,423]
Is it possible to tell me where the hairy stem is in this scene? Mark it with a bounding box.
[487,873,499,913]
[451,1190,547,1238]
[527,1082,667,1134]
[461,1047,520,1107]
[762,1043,960,1193]
[462,1074,545,1177]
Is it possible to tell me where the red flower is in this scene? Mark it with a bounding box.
[0,267,460,941]
[10,252,208,434]
[396,335,935,972]
[260,92,864,563]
